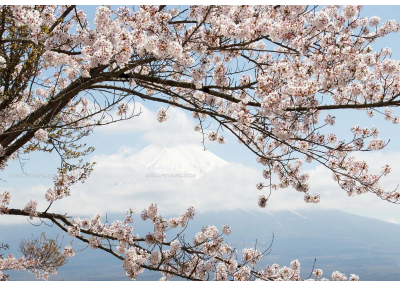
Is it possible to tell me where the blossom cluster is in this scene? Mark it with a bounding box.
[0,254,41,281]
[1,5,400,207]
[23,199,38,220]
[0,191,11,214]
[45,169,91,202]
[58,204,360,281]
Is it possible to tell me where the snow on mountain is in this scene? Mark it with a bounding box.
[288,209,308,220]
[127,144,229,178]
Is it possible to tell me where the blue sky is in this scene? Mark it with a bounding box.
[2,5,400,227]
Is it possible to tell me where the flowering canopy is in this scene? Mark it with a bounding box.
[0,4,399,281]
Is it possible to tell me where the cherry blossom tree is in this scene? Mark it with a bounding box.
[1,4,399,280]
[0,233,66,281]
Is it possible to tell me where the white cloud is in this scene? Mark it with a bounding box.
[4,143,398,221]
[4,147,400,226]
[98,102,204,147]
[0,215,26,225]
[99,102,155,134]
[1,144,296,223]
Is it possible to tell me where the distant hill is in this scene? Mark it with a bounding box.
[2,209,400,281]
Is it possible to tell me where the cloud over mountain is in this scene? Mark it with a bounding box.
[3,143,400,226]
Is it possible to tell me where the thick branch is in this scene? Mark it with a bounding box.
[286,100,400,111]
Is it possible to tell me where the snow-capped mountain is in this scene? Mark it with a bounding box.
[127,144,229,178]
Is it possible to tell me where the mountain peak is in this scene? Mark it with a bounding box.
[127,144,229,178]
